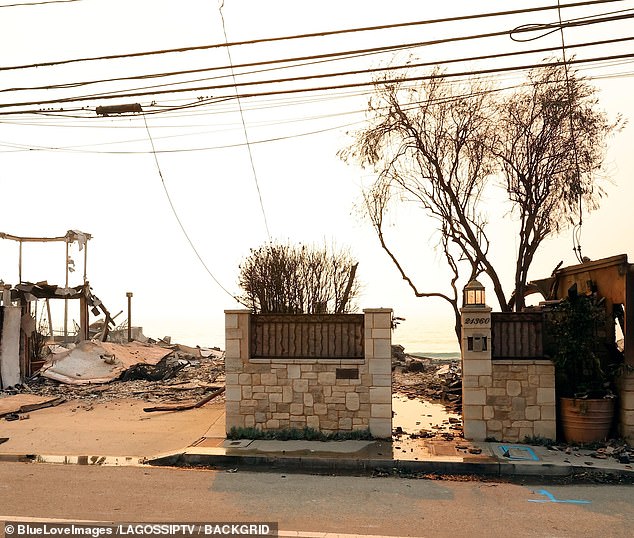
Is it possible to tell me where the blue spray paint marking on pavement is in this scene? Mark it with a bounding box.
[528,489,591,504]
[498,445,539,461]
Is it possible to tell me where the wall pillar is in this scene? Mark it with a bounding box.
[0,305,22,389]
[364,308,393,438]
[225,309,251,433]
[461,304,492,441]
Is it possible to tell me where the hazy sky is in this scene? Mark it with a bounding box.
[0,0,632,353]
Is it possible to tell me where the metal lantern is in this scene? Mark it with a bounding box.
[463,279,486,307]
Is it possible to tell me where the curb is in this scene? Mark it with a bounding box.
[144,451,634,479]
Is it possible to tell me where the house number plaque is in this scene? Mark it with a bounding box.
[463,317,490,327]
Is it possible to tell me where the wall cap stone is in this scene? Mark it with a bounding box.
[492,359,554,365]
[224,309,252,314]
[363,308,393,313]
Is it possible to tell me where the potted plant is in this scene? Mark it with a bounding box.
[545,290,618,443]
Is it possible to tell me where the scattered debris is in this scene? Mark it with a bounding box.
[0,394,65,418]
[143,386,225,413]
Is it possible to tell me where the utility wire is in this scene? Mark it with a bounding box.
[4,33,633,97]
[2,51,633,113]
[218,0,270,241]
[0,0,623,72]
[142,113,243,303]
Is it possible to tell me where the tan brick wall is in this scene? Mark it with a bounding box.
[224,308,392,439]
[619,371,634,442]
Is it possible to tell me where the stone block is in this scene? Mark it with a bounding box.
[369,386,391,404]
[373,312,392,329]
[255,412,266,423]
[507,380,522,397]
[225,328,244,340]
[486,388,507,397]
[541,405,556,421]
[373,339,391,359]
[369,418,392,439]
[483,406,494,420]
[346,392,360,411]
[306,415,320,429]
[525,406,541,421]
[225,414,244,432]
[462,375,480,388]
[290,403,304,415]
[519,427,534,440]
[318,372,336,385]
[372,374,392,387]
[463,388,486,405]
[533,420,556,441]
[463,405,483,420]
[303,393,314,407]
[224,357,243,373]
[225,339,241,359]
[479,375,492,388]
[273,412,290,420]
[261,373,277,385]
[282,386,293,403]
[265,386,282,393]
[225,373,239,385]
[464,420,487,441]
[242,386,253,399]
[511,420,532,428]
[371,328,391,339]
[536,388,555,405]
[293,379,309,393]
[364,339,374,359]
[339,417,353,430]
[369,358,391,375]
[269,393,282,403]
[265,419,280,429]
[487,420,502,431]
[225,313,239,329]
[539,375,555,388]
[238,373,252,385]
[314,403,328,415]
[528,375,540,387]
[225,386,241,401]
[244,415,255,428]
[371,403,392,418]
[287,365,301,379]
[463,359,492,376]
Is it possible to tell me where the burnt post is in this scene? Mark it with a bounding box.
[126,292,133,342]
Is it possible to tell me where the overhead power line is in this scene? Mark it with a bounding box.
[3,33,633,97]
[1,51,633,114]
[0,0,623,73]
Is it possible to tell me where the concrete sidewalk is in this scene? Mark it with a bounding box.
[1,398,633,479]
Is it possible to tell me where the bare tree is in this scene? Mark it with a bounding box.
[238,242,359,314]
[494,63,622,310]
[340,63,621,343]
[340,72,505,341]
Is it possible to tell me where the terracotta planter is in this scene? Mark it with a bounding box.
[560,397,615,443]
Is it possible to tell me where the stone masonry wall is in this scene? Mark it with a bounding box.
[224,308,392,439]
[464,360,556,443]
[462,305,556,442]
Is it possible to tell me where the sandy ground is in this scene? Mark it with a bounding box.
[0,398,225,457]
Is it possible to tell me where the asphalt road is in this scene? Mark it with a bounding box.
[0,462,633,537]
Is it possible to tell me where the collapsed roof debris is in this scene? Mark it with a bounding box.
[39,341,173,385]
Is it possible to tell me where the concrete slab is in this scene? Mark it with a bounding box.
[0,398,224,458]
